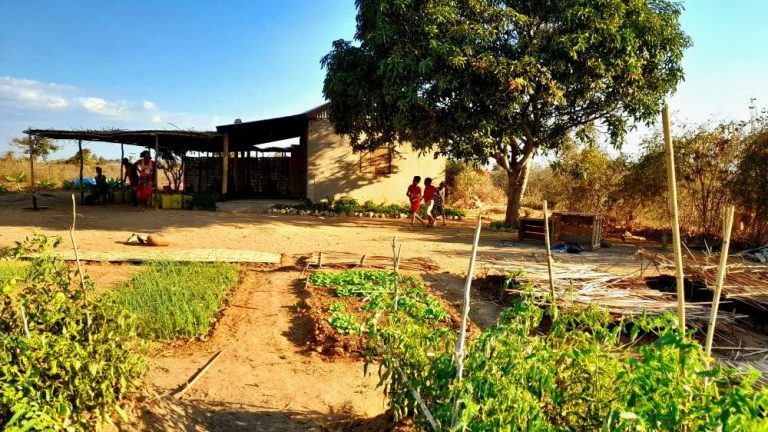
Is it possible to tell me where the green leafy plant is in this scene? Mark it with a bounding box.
[105,261,239,340]
[191,192,220,211]
[327,302,362,335]
[35,179,56,190]
[4,172,27,190]
[318,268,768,430]
[0,233,145,430]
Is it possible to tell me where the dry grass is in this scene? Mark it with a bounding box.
[0,157,121,191]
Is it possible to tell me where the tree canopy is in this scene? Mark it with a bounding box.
[322,0,691,222]
[10,136,60,161]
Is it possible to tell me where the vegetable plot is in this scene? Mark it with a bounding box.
[314,270,768,431]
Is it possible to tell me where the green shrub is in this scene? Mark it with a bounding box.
[191,192,220,211]
[344,270,768,431]
[106,262,239,340]
[0,233,145,431]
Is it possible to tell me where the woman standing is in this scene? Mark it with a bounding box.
[135,150,155,208]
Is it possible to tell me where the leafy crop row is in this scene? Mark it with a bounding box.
[317,270,768,430]
[106,261,239,340]
[0,234,145,431]
[310,270,450,336]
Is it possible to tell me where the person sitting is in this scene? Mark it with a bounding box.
[88,166,112,204]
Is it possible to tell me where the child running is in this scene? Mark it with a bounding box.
[406,176,425,229]
[433,181,448,226]
[423,177,438,227]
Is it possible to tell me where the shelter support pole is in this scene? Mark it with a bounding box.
[78,140,84,205]
[222,134,229,195]
[29,133,37,210]
[233,149,239,193]
[120,143,125,203]
[662,105,686,337]
[154,135,160,210]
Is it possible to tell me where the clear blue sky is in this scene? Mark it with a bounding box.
[0,0,766,160]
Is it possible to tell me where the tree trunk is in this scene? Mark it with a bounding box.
[505,161,532,225]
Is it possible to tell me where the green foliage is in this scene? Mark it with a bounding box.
[731,127,768,243]
[323,0,690,222]
[347,269,768,430]
[0,261,29,281]
[10,136,60,161]
[310,270,450,335]
[327,302,362,335]
[0,233,145,430]
[4,172,27,190]
[35,179,56,190]
[106,262,239,340]
[191,192,220,211]
[64,148,104,166]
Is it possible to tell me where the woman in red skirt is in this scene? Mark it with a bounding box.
[135,150,155,208]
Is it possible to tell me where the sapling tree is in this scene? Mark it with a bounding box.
[323,0,691,222]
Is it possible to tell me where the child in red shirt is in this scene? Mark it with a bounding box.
[406,176,425,229]
[422,177,438,227]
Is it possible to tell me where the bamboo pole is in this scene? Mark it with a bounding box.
[452,213,483,427]
[663,106,686,337]
[78,140,84,205]
[705,206,735,357]
[543,200,558,320]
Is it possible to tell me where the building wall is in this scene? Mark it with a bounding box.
[306,119,446,204]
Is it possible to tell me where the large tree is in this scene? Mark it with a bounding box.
[322,0,690,222]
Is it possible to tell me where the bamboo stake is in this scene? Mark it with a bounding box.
[174,343,233,399]
[394,365,438,431]
[70,195,90,330]
[543,201,558,320]
[663,106,686,337]
[705,206,735,357]
[452,213,483,428]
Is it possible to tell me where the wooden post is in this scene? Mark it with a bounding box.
[663,105,686,337]
[232,150,239,193]
[705,206,735,357]
[154,135,160,210]
[452,214,483,427]
[120,143,125,203]
[78,139,84,205]
[28,133,37,210]
[543,201,557,320]
[222,134,229,195]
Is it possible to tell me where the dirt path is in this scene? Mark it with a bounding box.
[139,267,386,431]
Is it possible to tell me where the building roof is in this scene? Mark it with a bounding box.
[25,102,333,153]
[24,128,223,152]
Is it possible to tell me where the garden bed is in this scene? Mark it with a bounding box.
[303,269,468,359]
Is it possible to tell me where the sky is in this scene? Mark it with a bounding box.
[1,0,767,160]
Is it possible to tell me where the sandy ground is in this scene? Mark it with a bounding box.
[139,268,386,431]
[0,192,653,430]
